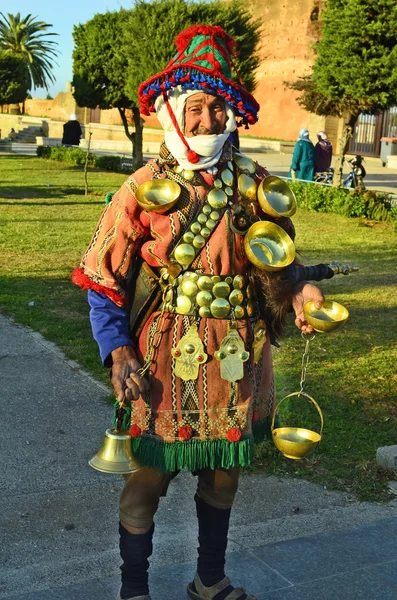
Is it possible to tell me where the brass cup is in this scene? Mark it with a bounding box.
[257,175,297,217]
[304,300,349,333]
[244,221,295,271]
[272,392,323,460]
[135,179,181,214]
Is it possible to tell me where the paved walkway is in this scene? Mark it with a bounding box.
[1,313,397,599]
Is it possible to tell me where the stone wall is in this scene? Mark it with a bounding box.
[24,92,84,123]
[247,0,324,141]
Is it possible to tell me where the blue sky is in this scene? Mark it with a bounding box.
[4,0,134,98]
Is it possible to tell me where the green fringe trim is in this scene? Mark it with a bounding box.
[111,402,279,472]
[130,435,254,473]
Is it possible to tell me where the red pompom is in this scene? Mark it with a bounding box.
[174,25,236,54]
[227,427,242,442]
[129,424,142,438]
[179,425,193,441]
[252,410,260,423]
[187,149,200,164]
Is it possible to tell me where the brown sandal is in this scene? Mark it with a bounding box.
[187,573,257,600]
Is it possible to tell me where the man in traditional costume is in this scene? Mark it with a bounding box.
[73,25,324,600]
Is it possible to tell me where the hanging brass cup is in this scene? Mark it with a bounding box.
[304,300,349,333]
[257,176,297,217]
[135,179,181,214]
[244,221,295,271]
[272,392,323,460]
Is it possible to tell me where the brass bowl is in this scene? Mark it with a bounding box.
[135,179,181,214]
[304,300,349,333]
[244,221,295,271]
[257,175,297,217]
[272,392,323,460]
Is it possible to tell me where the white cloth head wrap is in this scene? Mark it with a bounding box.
[154,87,237,170]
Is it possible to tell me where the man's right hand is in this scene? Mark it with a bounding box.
[110,346,149,407]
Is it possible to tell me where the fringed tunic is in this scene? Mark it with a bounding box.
[73,144,291,472]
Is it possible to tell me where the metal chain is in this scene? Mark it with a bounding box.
[137,283,173,377]
[299,332,316,394]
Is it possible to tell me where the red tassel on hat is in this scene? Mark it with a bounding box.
[162,92,202,165]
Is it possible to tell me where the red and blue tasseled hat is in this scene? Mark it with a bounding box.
[138,24,260,125]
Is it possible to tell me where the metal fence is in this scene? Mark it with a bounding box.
[349,107,397,157]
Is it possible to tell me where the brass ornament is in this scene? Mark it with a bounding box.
[252,319,267,363]
[233,152,256,174]
[197,276,213,291]
[183,231,195,243]
[171,323,208,381]
[135,179,181,214]
[233,275,245,289]
[196,291,212,306]
[221,168,234,187]
[176,295,192,315]
[244,221,295,271]
[174,243,196,266]
[183,170,195,181]
[181,280,198,297]
[193,235,206,248]
[257,175,297,217]
[214,324,249,382]
[229,289,244,306]
[238,173,258,202]
[191,222,202,234]
[234,305,245,319]
[210,298,231,318]
[208,188,228,209]
[213,282,230,298]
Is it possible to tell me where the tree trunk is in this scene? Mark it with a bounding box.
[118,106,135,160]
[333,114,358,187]
[132,106,143,169]
[84,130,93,196]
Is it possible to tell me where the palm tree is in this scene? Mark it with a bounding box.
[0,12,59,90]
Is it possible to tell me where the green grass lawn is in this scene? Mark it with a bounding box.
[1,155,396,501]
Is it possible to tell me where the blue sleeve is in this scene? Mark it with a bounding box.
[88,289,134,367]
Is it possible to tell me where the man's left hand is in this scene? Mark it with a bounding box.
[292,282,325,334]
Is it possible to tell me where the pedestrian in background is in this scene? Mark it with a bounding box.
[315,131,333,175]
[289,127,315,182]
[62,113,82,146]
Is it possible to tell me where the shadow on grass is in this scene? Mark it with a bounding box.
[0,199,105,206]
[0,185,107,203]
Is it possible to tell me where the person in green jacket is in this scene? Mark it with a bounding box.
[289,128,315,181]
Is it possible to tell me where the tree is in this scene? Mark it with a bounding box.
[0,50,30,105]
[72,10,140,164]
[286,0,397,186]
[0,13,59,91]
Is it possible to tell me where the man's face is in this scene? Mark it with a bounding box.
[184,93,227,138]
